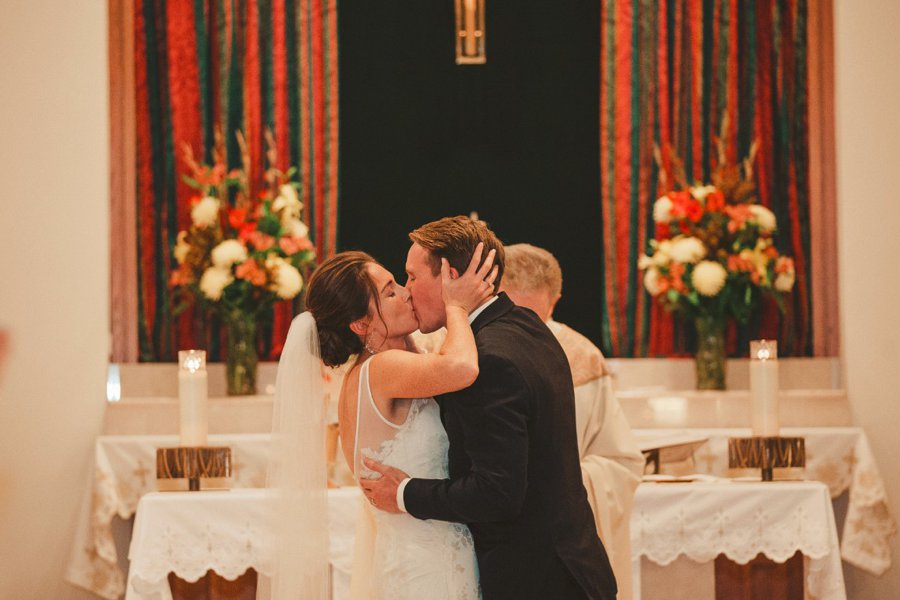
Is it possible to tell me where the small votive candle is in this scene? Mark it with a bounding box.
[178,350,208,446]
[750,340,779,436]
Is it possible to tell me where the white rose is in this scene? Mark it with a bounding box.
[638,255,654,270]
[286,218,309,239]
[653,196,673,223]
[690,185,717,201]
[190,196,220,228]
[267,256,304,299]
[199,267,233,301]
[174,231,190,264]
[749,204,777,232]
[774,271,795,292]
[669,236,707,264]
[654,240,673,266]
[272,195,288,213]
[279,184,302,209]
[211,239,248,268]
[644,267,662,296]
[692,261,728,297]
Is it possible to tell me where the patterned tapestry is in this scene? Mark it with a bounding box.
[599,0,811,357]
[134,0,338,361]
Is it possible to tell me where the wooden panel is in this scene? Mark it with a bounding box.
[715,552,804,600]
[808,0,840,357]
[169,568,258,600]
[108,0,138,362]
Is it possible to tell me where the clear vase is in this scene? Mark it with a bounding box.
[695,316,726,390]
[223,314,258,396]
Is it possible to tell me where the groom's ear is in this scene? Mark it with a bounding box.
[349,318,369,336]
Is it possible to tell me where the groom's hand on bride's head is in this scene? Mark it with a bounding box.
[360,459,408,513]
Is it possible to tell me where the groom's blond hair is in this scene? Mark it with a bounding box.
[409,216,505,294]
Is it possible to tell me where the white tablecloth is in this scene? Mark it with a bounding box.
[634,426,896,575]
[124,482,845,600]
[126,488,361,600]
[69,428,890,599]
[66,435,272,600]
[632,480,845,600]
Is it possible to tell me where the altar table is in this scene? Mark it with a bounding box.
[68,428,890,599]
[631,480,845,600]
[123,482,845,600]
[125,488,361,600]
[633,427,896,576]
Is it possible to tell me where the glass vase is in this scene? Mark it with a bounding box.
[694,315,726,390]
[223,314,258,396]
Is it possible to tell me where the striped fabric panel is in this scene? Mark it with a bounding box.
[135,0,339,361]
[600,0,812,357]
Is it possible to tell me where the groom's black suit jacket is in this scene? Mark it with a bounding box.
[404,294,617,600]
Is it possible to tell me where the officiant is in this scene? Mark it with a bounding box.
[500,243,644,600]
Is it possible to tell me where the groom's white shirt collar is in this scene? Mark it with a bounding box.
[396,294,499,513]
[468,295,499,324]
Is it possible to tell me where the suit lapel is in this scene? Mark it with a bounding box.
[470,292,515,334]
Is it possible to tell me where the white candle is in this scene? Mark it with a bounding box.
[750,340,779,436]
[178,350,208,446]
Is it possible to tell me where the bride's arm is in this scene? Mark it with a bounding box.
[370,246,497,400]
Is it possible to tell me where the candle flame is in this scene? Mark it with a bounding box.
[179,349,206,372]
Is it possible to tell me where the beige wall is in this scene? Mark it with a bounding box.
[0,1,109,599]
[0,1,898,598]
[834,0,900,598]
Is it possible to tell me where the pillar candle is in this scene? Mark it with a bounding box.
[750,340,779,436]
[178,350,208,446]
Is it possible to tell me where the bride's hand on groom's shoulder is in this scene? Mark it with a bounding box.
[442,242,499,315]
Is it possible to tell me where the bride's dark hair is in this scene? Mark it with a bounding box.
[306,251,383,367]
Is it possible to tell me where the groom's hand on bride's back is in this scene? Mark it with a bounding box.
[360,459,409,513]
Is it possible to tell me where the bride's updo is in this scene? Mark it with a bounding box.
[306,251,381,367]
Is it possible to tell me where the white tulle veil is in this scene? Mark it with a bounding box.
[259,311,330,600]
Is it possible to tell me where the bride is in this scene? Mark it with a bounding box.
[265,243,496,600]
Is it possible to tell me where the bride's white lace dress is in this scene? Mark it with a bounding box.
[354,359,480,600]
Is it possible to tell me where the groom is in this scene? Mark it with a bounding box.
[361,216,617,599]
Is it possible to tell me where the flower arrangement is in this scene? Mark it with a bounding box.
[639,140,795,389]
[170,129,316,394]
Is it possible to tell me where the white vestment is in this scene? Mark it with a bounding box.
[548,320,643,600]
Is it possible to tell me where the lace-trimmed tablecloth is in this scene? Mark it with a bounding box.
[66,435,272,600]
[632,480,846,600]
[634,426,896,575]
[125,488,362,600]
[68,428,892,599]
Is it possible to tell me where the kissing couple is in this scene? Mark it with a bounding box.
[266,216,616,600]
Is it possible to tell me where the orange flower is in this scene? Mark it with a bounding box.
[669,262,687,293]
[249,231,275,251]
[235,259,268,286]
[238,223,256,242]
[228,207,248,229]
[279,236,313,255]
[686,201,704,222]
[705,191,725,212]
[655,223,672,240]
[725,204,753,233]
[169,264,192,287]
[775,256,795,274]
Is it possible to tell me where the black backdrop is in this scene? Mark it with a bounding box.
[338,0,604,345]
